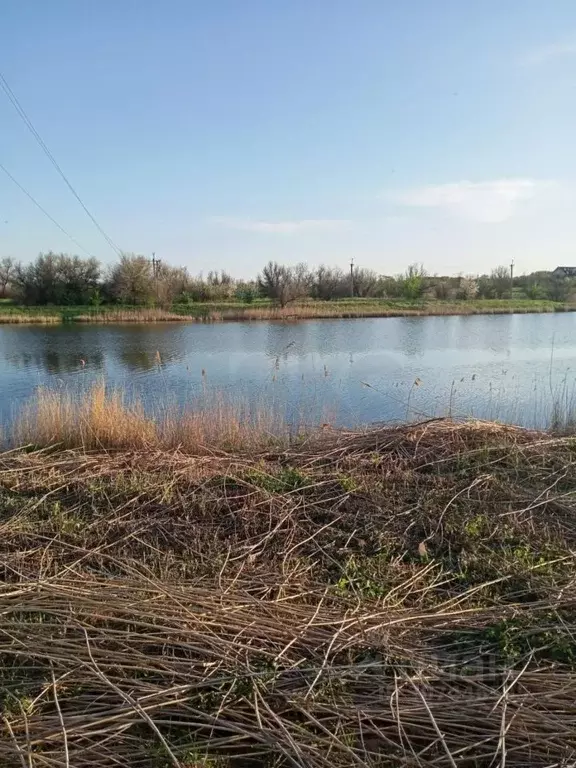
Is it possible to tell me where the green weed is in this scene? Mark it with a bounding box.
[245,467,310,493]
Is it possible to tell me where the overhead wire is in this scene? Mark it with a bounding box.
[0,70,122,256]
[0,160,95,257]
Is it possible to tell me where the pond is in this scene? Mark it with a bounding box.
[1,313,575,430]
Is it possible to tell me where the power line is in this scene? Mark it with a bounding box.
[0,161,95,257]
[0,70,122,256]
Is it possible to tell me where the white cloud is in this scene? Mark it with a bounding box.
[521,38,576,65]
[211,217,349,234]
[392,179,549,223]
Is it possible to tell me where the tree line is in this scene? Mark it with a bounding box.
[0,252,572,306]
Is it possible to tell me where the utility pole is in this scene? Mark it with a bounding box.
[151,252,162,304]
[350,257,354,298]
[510,259,514,300]
[151,252,161,278]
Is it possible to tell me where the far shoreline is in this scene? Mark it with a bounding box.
[0,298,574,324]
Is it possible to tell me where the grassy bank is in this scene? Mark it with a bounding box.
[2,388,576,765]
[0,297,572,324]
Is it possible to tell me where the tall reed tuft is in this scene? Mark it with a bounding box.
[14,383,155,449]
[13,383,291,451]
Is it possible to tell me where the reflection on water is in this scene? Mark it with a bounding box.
[6,349,105,375]
[0,313,575,429]
[116,349,163,372]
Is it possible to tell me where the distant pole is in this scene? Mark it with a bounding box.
[350,257,354,298]
[151,252,161,278]
[510,259,514,299]
[151,252,161,303]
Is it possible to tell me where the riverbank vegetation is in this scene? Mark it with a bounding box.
[3,299,575,324]
[0,297,572,324]
[2,401,576,766]
[0,253,574,324]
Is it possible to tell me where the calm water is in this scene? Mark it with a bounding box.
[1,313,576,429]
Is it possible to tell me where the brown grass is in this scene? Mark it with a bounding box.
[13,384,155,449]
[75,308,191,322]
[208,305,489,321]
[2,302,574,326]
[160,397,291,450]
[1,420,576,765]
[13,383,291,451]
[199,303,573,322]
[0,313,61,324]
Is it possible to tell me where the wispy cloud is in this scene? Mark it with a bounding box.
[521,38,576,65]
[392,179,549,223]
[211,217,349,234]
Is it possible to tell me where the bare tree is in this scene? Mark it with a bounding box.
[0,257,15,298]
[207,270,233,286]
[487,266,511,299]
[312,266,347,300]
[352,267,381,298]
[258,261,312,307]
[381,276,403,298]
[155,263,189,306]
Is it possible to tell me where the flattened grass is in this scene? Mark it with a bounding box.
[1,419,576,765]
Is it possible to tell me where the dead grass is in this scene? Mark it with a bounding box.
[0,313,61,324]
[204,304,563,322]
[13,383,155,449]
[204,302,576,323]
[75,308,190,322]
[2,302,573,325]
[160,397,291,451]
[13,383,290,452]
[2,419,576,765]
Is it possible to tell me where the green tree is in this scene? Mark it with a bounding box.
[400,263,426,300]
[13,252,100,305]
[235,281,257,303]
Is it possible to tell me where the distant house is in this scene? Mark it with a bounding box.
[552,267,576,278]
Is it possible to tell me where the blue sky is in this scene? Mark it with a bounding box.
[2,0,576,276]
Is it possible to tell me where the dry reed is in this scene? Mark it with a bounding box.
[13,383,291,451]
[0,313,61,324]
[2,575,575,768]
[13,383,155,449]
[1,303,572,326]
[1,420,576,766]
[202,304,564,322]
[75,308,190,322]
